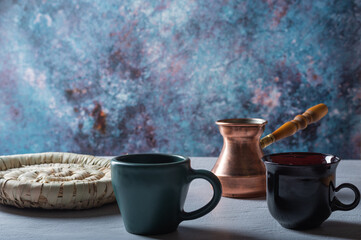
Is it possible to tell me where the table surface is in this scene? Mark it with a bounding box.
[0,157,360,240]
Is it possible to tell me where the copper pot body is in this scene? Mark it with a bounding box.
[212,118,267,198]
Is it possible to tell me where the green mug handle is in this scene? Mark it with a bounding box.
[180,169,222,221]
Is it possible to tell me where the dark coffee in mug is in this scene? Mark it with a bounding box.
[262,152,360,229]
[111,153,222,235]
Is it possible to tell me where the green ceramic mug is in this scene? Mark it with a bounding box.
[111,153,222,235]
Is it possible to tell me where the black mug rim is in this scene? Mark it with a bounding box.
[111,153,190,167]
[262,152,340,167]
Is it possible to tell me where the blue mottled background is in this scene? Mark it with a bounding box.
[0,0,360,158]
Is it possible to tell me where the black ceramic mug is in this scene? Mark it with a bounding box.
[111,153,222,235]
[262,152,360,230]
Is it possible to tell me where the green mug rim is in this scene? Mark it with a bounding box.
[111,153,190,167]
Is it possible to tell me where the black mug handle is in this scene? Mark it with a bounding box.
[331,183,360,211]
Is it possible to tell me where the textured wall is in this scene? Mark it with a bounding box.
[0,0,360,158]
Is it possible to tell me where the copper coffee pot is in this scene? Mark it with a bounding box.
[212,103,328,198]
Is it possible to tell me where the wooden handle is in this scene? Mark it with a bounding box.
[260,103,328,149]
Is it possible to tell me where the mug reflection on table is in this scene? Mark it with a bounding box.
[262,152,360,230]
[111,153,222,235]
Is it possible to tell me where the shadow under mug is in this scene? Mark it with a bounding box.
[262,152,360,230]
[111,153,222,235]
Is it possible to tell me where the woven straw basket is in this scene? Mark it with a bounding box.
[0,152,115,209]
